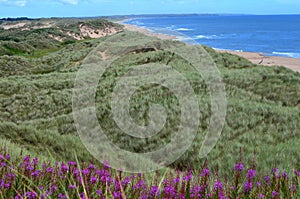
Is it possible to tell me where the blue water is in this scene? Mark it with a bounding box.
[125,15,300,58]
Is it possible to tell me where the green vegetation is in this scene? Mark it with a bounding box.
[0,18,123,57]
[0,19,299,179]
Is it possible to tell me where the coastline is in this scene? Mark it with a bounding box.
[121,23,177,40]
[217,50,300,73]
[119,21,300,73]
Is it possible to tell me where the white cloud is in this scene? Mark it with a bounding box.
[60,0,78,5]
[0,0,27,7]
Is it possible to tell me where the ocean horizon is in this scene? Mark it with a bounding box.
[125,14,300,58]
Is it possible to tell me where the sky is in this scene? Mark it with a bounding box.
[0,0,300,18]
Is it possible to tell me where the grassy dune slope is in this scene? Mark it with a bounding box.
[0,19,299,175]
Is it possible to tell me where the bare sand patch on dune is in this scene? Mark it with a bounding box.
[2,22,27,30]
[79,24,121,39]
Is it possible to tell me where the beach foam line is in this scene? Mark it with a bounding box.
[176,28,193,31]
[272,51,300,58]
[196,34,218,39]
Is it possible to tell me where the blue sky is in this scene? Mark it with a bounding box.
[0,0,299,18]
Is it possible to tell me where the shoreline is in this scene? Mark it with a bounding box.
[119,21,300,73]
[217,50,300,73]
[121,23,177,40]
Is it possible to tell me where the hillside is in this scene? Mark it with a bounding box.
[0,18,123,57]
[0,18,299,175]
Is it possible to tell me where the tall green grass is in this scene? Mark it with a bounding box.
[0,29,299,176]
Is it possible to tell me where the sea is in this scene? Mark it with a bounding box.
[125,15,300,58]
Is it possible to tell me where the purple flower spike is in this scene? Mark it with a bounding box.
[5,154,11,160]
[247,169,256,179]
[263,175,271,186]
[25,192,38,199]
[281,171,288,179]
[32,157,38,165]
[88,164,95,170]
[293,169,300,177]
[90,176,98,184]
[150,186,159,197]
[244,181,253,193]
[256,182,262,187]
[214,181,223,190]
[68,161,77,166]
[272,191,278,197]
[234,163,244,171]
[24,155,30,162]
[271,168,279,175]
[61,163,68,173]
[81,168,90,176]
[257,193,265,198]
[69,184,76,189]
[58,193,67,199]
[46,167,53,173]
[200,168,210,177]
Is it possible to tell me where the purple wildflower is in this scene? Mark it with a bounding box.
[163,184,176,197]
[69,185,76,189]
[68,161,77,167]
[272,191,278,197]
[150,186,159,197]
[60,163,68,173]
[190,185,205,197]
[257,193,265,198]
[256,181,262,187]
[183,171,193,181]
[244,181,253,193]
[281,171,288,179]
[113,191,122,199]
[90,176,98,184]
[263,175,271,186]
[88,164,95,170]
[26,165,34,171]
[14,194,23,199]
[173,177,180,184]
[214,181,223,190]
[58,193,67,199]
[234,163,244,171]
[247,169,256,179]
[31,170,41,177]
[25,192,38,199]
[96,190,102,195]
[294,169,300,177]
[24,155,30,162]
[121,176,131,186]
[32,157,38,165]
[81,168,90,176]
[50,184,58,192]
[289,184,297,192]
[133,180,145,190]
[200,168,210,177]
[46,167,53,173]
[271,168,279,175]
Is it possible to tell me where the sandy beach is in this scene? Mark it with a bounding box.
[217,50,300,73]
[122,23,176,40]
[121,22,300,73]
